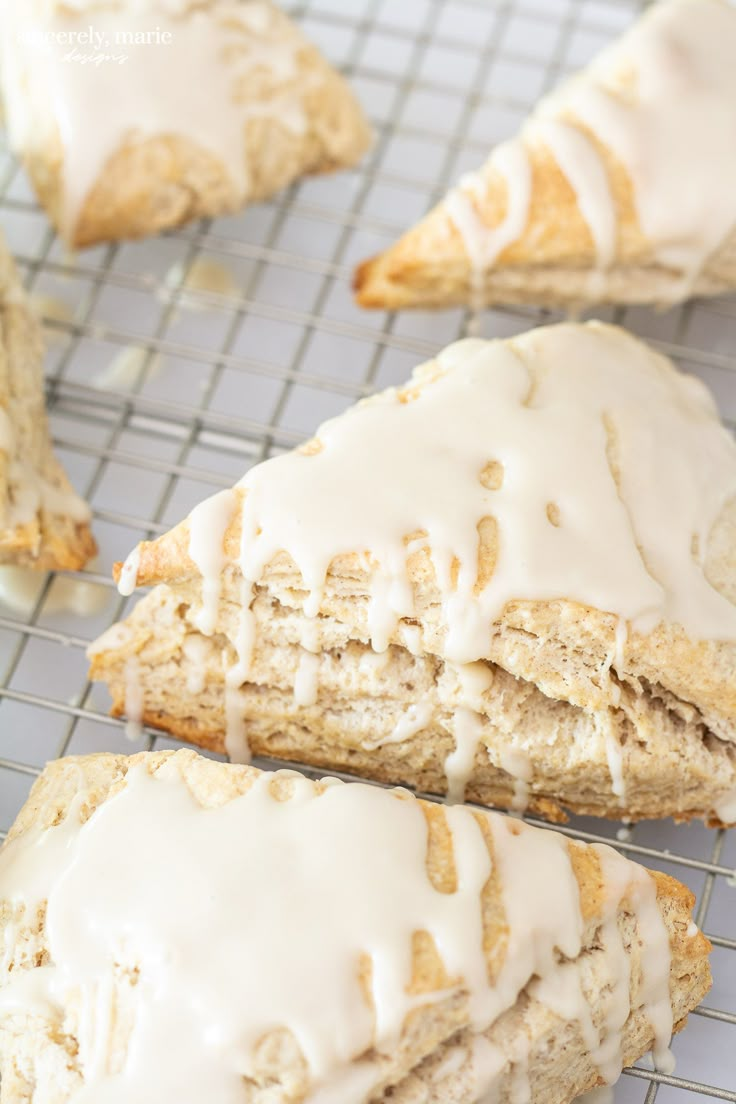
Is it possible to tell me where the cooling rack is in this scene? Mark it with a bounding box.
[0,0,734,1099]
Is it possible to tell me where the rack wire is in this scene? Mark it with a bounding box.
[0,0,734,1099]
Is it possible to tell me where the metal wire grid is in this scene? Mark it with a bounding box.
[0,0,734,1098]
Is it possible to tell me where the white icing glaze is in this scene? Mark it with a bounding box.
[601,618,628,708]
[172,324,736,674]
[445,0,736,295]
[0,0,312,236]
[595,844,674,1075]
[117,545,141,598]
[300,615,321,655]
[0,760,677,1103]
[362,701,434,751]
[541,0,736,279]
[496,746,532,814]
[399,622,423,656]
[226,578,257,689]
[444,141,531,310]
[508,1044,531,1104]
[456,661,494,712]
[430,1044,468,1084]
[358,649,391,676]
[223,684,251,764]
[601,713,626,802]
[470,1036,506,1103]
[445,707,483,803]
[187,488,238,636]
[534,844,632,1085]
[294,648,320,707]
[182,634,210,696]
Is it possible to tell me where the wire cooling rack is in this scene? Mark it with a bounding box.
[0,0,734,1099]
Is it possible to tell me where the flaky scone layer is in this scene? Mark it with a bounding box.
[90,584,736,824]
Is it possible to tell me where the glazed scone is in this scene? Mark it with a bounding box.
[89,322,736,823]
[0,242,95,570]
[0,748,712,1103]
[355,0,736,312]
[0,0,371,248]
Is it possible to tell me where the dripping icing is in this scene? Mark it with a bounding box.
[182,635,210,696]
[117,546,141,598]
[187,488,238,636]
[294,649,320,707]
[444,141,532,317]
[172,323,736,670]
[497,747,532,815]
[445,707,484,804]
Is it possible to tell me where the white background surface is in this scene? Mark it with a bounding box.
[0,0,733,1100]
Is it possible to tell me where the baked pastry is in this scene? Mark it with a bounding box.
[89,322,736,824]
[0,242,95,569]
[0,747,711,1103]
[0,0,371,248]
[355,0,736,312]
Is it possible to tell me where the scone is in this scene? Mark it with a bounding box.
[0,0,371,248]
[0,242,95,570]
[355,0,736,312]
[0,748,711,1103]
[89,322,736,824]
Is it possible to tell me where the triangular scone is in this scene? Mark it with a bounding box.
[0,749,711,1103]
[0,244,95,569]
[355,0,736,312]
[89,323,736,824]
[0,1,371,249]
